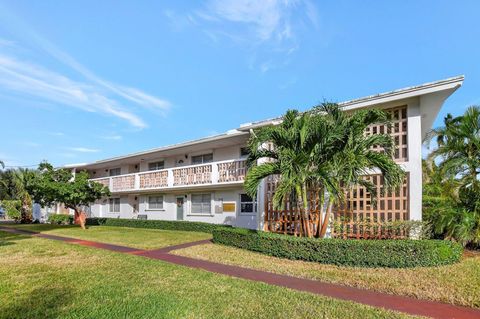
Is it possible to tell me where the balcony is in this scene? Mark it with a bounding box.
[90,159,247,193]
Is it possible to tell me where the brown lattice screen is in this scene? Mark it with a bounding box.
[366,105,408,162]
[264,174,409,237]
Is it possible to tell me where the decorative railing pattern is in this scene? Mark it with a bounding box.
[89,159,246,192]
[173,164,212,186]
[139,171,168,189]
[217,160,247,182]
[112,175,135,191]
[94,178,110,188]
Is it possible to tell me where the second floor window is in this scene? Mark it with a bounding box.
[148,161,164,171]
[191,153,213,165]
[109,198,120,213]
[109,168,121,176]
[240,147,250,157]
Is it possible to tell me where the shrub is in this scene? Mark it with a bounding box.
[48,214,73,225]
[212,227,463,268]
[86,217,229,234]
[332,219,432,240]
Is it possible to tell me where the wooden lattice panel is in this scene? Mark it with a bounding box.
[264,176,322,236]
[366,106,408,162]
[264,173,409,238]
[333,174,409,239]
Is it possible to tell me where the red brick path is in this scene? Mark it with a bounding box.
[1,225,479,319]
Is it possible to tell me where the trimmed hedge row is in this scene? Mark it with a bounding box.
[86,217,229,234]
[48,214,73,225]
[212,227,463,268]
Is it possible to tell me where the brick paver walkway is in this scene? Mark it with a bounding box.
[1,225,479,319]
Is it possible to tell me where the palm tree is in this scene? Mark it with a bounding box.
[0,160,4,169]
[0,168,36,222]
[425,106,480,246]
[245,103,404,238]
[427,106,480,191]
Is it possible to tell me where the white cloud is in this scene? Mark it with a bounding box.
[0,53,147,128]
[198,0,317,43]
[0,8,171,128]
[190,0,319,73]
[66,147,100,153]
[49,132,65,137]
[101,134,122,141]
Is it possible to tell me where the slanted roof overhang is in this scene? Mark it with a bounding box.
[66,76,463,169]
[238,75,464,135]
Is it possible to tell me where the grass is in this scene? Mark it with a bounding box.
[0,231,418,319]
[172,243,480,308]
[3,224,211,249]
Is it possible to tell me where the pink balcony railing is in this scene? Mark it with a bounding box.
[173,164,212,186]
[112,175,135,191]
[217,160,247,182]
[139,170,168,189]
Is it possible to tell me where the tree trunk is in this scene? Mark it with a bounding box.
[319,202,333,238]
[315,191,325,238]
[73,208,87,230]
[298,185,312,238]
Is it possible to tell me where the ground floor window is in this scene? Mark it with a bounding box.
[148,195,164,209]
[191,193,211,215]
[109,198,120,213]
[240,194,257,214]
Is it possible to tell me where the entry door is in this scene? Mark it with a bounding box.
[176,197,184,220]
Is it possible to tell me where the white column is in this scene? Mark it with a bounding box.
[167,168,174,187]
[211,163,219,185]
[134,174,140,190]
[407,102,423,221]
[256,179,266,231]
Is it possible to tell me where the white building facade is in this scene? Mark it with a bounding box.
[69,76,464,230]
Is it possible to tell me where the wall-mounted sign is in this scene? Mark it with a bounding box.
[223,202,236,213]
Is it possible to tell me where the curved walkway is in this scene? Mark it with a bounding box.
[1,225,479,319]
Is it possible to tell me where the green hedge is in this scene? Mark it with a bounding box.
[86,217,229,234]
[48,214,73,225]
[212,227,463,268]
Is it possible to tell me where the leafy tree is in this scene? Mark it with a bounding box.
[245,103,404,238]
[28,162,110,229]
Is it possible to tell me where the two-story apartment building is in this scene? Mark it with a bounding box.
[67,76,464,232]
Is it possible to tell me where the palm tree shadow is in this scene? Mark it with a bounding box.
[0,286,72,319]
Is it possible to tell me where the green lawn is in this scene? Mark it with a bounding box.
[0,231,418,319]
[172,243,480,308]
[2,224,211,249]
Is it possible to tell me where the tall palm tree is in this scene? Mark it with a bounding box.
[245,103,404,238]
[0,168,36,222]
[427,106,480,191]
[425,106,480,246]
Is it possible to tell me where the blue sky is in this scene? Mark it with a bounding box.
[0,0,479,168]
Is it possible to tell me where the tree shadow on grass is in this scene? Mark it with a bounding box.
[0,286,73,319]
[0,232,30,247]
